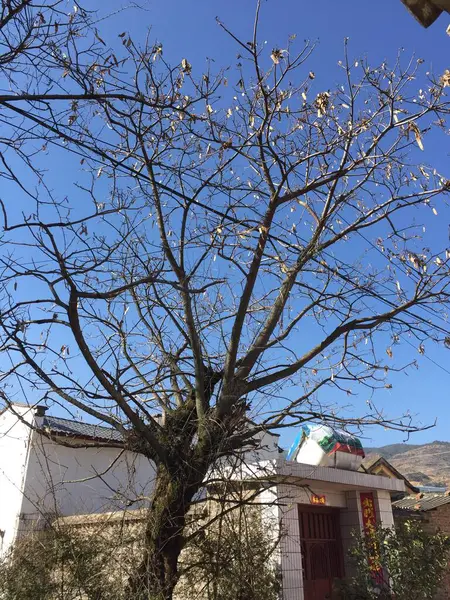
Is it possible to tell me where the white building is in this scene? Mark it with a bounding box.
[0,403,404,600]
[0,403,155,556]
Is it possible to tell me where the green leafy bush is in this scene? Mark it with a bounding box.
[340,520,450,600]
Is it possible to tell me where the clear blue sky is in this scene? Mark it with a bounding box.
[5,0,449,450]
[98,0,450,449]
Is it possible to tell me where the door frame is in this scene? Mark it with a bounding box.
[297,504,345,598]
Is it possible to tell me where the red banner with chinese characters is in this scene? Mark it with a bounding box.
[360,492,377,532]
[360,492,383,583]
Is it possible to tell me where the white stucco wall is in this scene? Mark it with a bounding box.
[0,405,156,554]
[0,405,35,555]
[19,432,156,526]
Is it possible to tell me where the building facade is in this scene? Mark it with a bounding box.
[0,404,403,600]
[0,404,155,556]
[266,461,403,600]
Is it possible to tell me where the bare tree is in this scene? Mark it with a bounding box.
[0,1,450,598]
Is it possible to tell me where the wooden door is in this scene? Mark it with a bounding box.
[298,506,344,600]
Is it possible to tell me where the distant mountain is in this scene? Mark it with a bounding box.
[365,441,450,488]
[367,443,423,460]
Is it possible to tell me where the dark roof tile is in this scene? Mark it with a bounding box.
[42,415,123,443]
[393,493,450,512]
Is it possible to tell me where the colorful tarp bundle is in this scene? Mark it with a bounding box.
[287,424,365,463]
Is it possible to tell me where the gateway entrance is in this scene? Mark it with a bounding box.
[298,506,344,600]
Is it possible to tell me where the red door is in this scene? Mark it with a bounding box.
[298,506,344,600]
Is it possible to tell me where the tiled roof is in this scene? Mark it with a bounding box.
[42,415,123,443]
[359,455,420,494]
[393,493,450,512]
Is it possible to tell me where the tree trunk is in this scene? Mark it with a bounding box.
[127,462,206,600]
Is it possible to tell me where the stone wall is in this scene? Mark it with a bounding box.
[8,495,280,600]
[420,504,450,600]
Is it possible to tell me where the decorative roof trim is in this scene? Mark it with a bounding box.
[360,456,420,494]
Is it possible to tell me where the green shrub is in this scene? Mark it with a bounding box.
[340,520,450,600]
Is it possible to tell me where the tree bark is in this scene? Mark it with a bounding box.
[127,461,207,600]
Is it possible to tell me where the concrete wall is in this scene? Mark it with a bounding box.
[276,483,305,600]
[258,485,282,567]
[0,405,156,555]
[19,432,156,527]
[1,408,277,559]
[374,489,395,528]
[0,405,34,555]
[339,490,364,579]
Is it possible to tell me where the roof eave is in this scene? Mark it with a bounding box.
[401,0,442,27]
[39,428,125,447]
[276,459,406,493]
